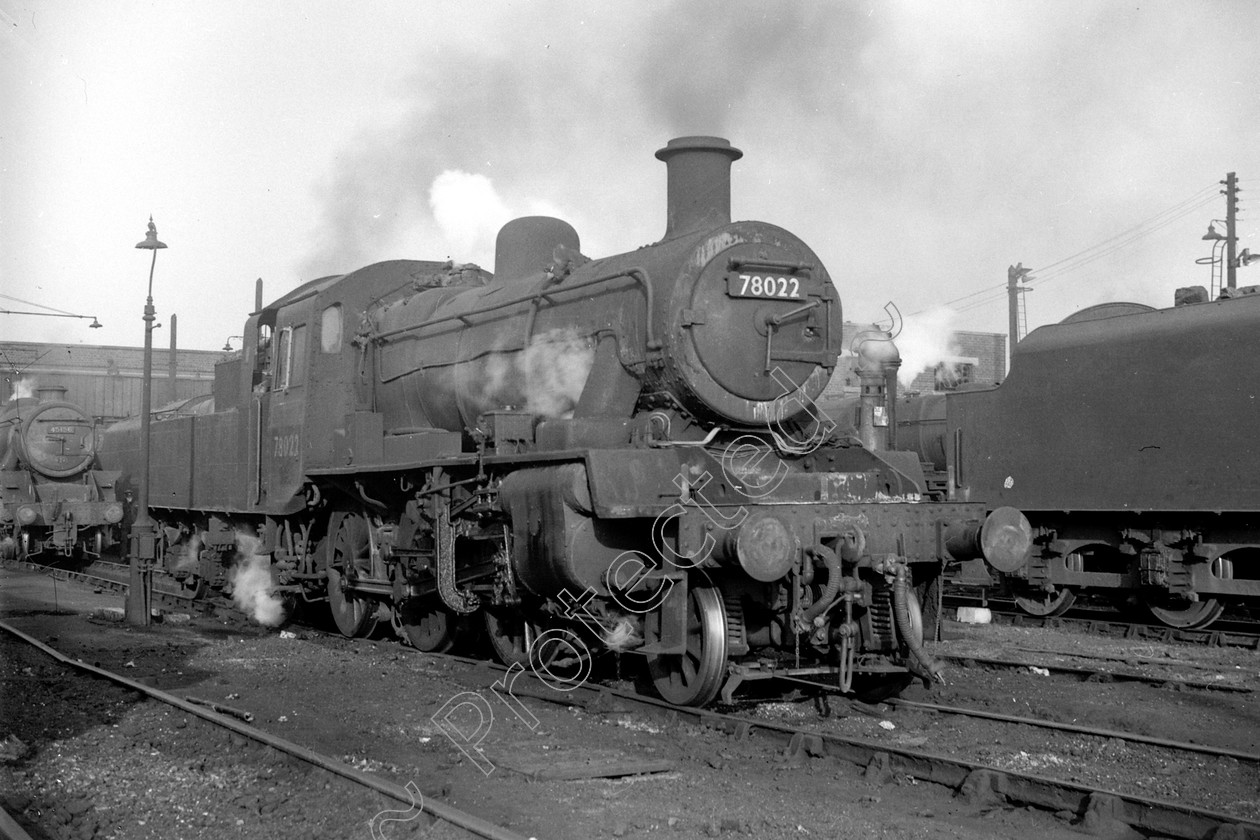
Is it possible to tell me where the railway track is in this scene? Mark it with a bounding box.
[934,652,1253,693]
[14,558,210,616]
[944,595,1260,650]
[10,562,1258,838]
[885,696,1260,763]
[444,651,1260,840]
[0,620,527,840]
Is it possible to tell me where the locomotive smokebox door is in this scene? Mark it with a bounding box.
[672,234,841,427]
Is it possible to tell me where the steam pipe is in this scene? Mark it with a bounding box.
[800,544,842,626]
[893,564,944,683]
[374,268,658,351]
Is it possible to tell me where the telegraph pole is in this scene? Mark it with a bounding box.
[1007,263,1032,360]
[1224,172,1239,290]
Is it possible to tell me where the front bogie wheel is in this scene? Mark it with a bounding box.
[647,585,728,707]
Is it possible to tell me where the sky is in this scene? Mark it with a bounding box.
[3,1,1259,380]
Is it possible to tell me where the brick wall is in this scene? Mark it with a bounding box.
[821,323,1006,399]
[1,341,221,422]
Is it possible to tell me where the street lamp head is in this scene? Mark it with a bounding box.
[135,216,168,250]
[89,317,103,328]
[1202,223,1226,241]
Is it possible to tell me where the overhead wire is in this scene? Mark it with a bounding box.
[1028,191,1220,288]
[1030,184,1219,278]
[0,292,84,318]
[919,182,1226,317]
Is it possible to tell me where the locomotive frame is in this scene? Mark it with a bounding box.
[898,291,1260,629]
[100,137,1030,705]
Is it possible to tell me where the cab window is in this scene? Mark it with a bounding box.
[274,325,307,391]
[321,305,343,353]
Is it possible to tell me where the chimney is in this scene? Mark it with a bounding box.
[655,136,743,241]
[36,385,69,403]
[168,312,179,404]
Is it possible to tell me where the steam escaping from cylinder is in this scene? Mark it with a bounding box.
[230,533,286,627]
[601,617,641,651]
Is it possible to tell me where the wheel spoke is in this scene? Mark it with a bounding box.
[1016,587,1076,617]
[647,586,728,706]
[327,514,376,638]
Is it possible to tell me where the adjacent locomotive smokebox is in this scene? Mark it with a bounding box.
[11,401,97,479]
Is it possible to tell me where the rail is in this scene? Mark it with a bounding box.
[0,621,528,840]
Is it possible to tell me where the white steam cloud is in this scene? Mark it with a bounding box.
[602,617,641,652]
[170,533,202,578]
[230,533,286,627]
[10,377,37,400]
[481,327,595,419]
[429,170,514,262]
[520,329,596,417]
[896,307,961,389]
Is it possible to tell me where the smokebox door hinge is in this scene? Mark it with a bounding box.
[680,309,705,327]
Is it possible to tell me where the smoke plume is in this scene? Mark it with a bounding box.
[896,307,961,389]
[298,4,862,277]
[10,377,37,400]
[230,533,286,627]
[429,170,514,261]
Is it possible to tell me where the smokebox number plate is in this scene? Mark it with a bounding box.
[727,273,803,301]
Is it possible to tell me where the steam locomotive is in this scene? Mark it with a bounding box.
[98,137,1030,705]
[897,289,1260,630]
[0,385,124,561]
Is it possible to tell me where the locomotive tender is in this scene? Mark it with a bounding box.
[100,137,1030,704]
[0,385,124,561]
[898,291,1260,630]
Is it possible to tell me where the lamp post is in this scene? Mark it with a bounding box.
[127,216,166,627]
[0,309,103,327]
[1199,222,1227,298]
